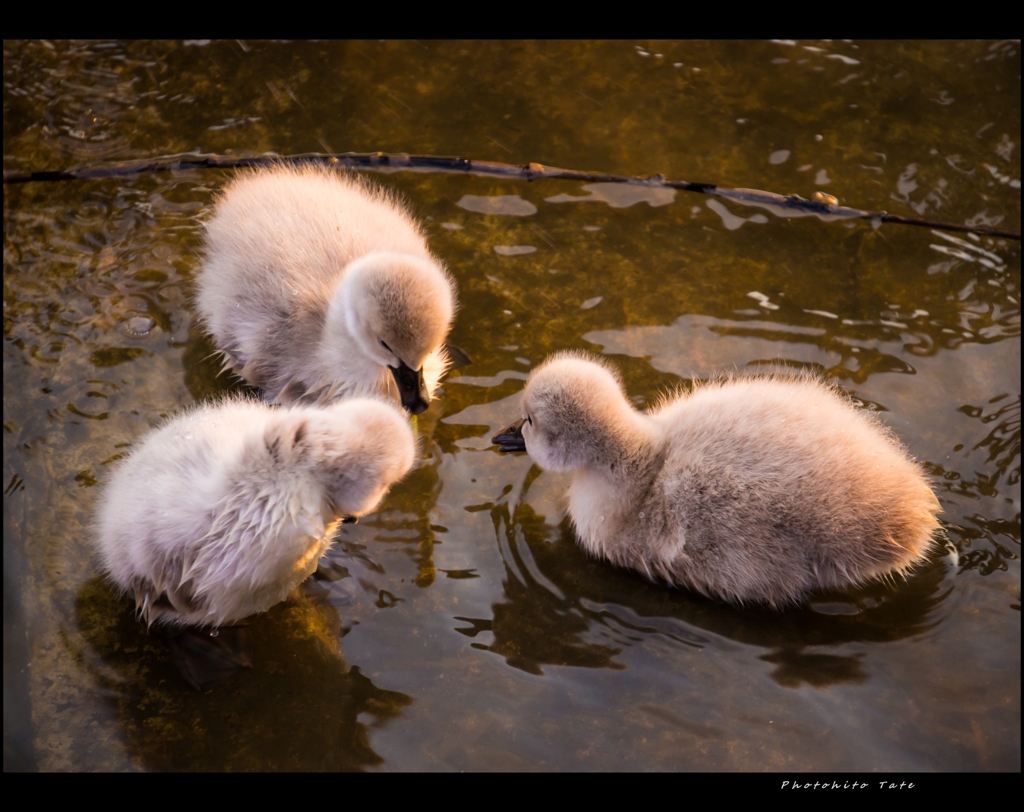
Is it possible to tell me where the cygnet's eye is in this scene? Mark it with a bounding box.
[525,414,533,425]
[379,340,394,355]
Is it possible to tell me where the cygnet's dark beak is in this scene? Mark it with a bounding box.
[341,515,359,524]
[390,361,429,415]
[492,418,527,452]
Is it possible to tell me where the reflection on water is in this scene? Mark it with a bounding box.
[470,502,628,676]
[4,40,1019,771]
[74,576,411,771]
[476,489,949,688]
[546,182,677,209]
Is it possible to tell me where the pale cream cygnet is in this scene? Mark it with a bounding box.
[498,352,941,607]
[196,165,457,414]
[95,396,416,627]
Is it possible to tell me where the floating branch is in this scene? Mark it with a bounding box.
[3,151,1019,241]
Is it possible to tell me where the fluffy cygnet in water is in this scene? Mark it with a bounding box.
[95,396,416,629]
[196,165,458,414]
[494,352,940,607]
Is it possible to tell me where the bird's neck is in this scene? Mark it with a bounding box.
[314,281,388,398]
[567,415,662,552]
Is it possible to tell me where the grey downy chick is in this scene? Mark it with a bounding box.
[94,395,416,629]
[195,165,458,414]
[497,352,941,607]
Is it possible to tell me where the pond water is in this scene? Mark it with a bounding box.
[3,40,1019,771]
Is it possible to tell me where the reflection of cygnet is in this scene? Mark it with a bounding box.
[499,352,940,607]
[95,396,416,627]
[196,165,457,414]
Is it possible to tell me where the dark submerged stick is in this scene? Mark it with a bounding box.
[3,151,1019,240]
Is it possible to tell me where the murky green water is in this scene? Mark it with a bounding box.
[4,40,1019,771]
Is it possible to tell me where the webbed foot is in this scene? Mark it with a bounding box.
[165,624,253,692]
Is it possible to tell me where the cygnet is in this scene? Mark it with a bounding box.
[95,395,416,628]
[494,352,940,607]
[196,165,457,414]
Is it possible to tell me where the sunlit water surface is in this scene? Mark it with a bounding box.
[3,40,1019,771]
